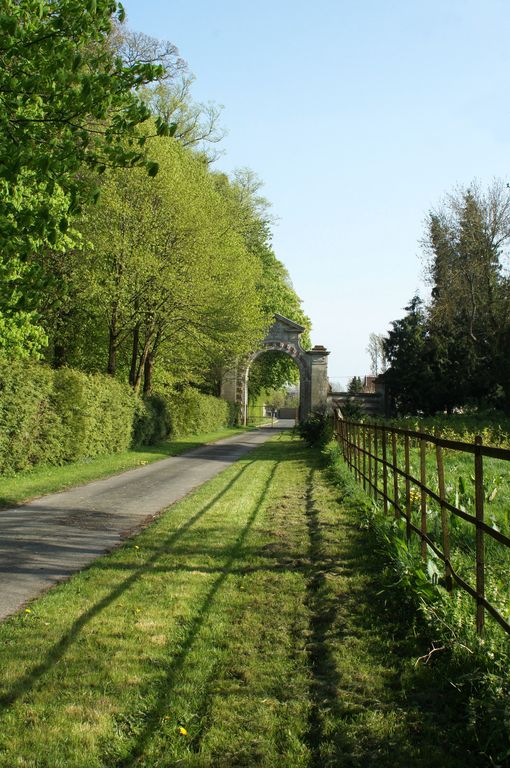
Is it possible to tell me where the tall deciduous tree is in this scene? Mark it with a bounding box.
[366,332,387,376]
[0,0,165,355]
[212,169,311,399]
[112,27,225,161]
[70,132,265,393]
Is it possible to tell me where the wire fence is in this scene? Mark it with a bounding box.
[334,414,510,637]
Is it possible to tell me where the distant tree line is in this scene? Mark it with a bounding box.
[381,181,510,415]
[0,1,309,398]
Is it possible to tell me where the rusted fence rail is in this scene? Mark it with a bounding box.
[334,414,510,636]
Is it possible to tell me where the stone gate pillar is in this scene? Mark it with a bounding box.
[307,345,330,410]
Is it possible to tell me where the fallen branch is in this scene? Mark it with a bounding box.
[415,643,446,666]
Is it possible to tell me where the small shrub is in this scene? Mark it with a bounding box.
[51,368,88,461]
[297,405,333,447]
[81,373,134,456]
[131,397,157,447]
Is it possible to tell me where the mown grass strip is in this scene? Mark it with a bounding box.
[0,427,250,509]
[0,434,485,767]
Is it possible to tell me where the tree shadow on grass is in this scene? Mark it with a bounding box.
[109,460,280,768]
[0,460,255,710]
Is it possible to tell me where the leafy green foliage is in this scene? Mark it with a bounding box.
[0,357,58,472]
[0,1,309,409]
[0,354,236,472]
[247,351,300,399]
[156,387,232,437]
[0,0,164,355]
[212,169,311,398]
[59,133,267,392]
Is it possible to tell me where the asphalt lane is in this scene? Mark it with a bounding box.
[0,424,290,620]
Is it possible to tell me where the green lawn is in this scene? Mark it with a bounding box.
[0,427,249,509]
[0,434,485,767]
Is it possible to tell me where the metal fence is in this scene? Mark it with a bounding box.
[334,414,510,636]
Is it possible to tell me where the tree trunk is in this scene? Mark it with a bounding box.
[142,328,162,396]
[133,338,151,394]
[143,352,153,396]
[107,310,117,376]
[129,322,140,387]
[53,341,68,369]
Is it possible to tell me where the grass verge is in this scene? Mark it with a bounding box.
[325,442,510,767]
[0,427,250,508]
[0,434,490,766]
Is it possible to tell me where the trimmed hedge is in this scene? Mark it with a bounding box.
[0,358,58,473]
[145,388,232,438]
[0,357,234,474]
[0,358,138,474]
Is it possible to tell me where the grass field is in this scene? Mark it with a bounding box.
[0,427,250,509]
[0,433,487,767]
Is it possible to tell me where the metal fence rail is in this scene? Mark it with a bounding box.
[334,414,510,636]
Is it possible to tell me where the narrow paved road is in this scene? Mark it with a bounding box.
[0,425,290,620]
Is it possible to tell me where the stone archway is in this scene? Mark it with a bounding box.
[220,314,330,425]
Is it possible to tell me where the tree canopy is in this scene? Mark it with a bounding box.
[383,181,510,414]
[0,0,166,355]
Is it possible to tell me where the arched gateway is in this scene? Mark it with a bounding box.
[220,314,330,425]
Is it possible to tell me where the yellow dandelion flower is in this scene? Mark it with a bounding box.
[178,726,188,736]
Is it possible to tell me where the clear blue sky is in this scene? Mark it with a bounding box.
[124,0,510,382]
